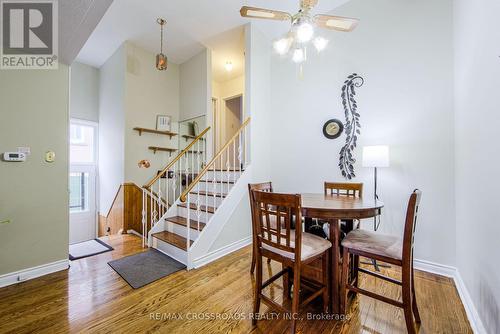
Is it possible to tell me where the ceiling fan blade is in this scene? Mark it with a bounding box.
[314,14,359,32]
[300,0,319,10]
[240,6,291,21]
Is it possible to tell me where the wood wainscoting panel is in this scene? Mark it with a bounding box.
[98,184,125,237]
[98,183,156,238]
[123,183,145,235]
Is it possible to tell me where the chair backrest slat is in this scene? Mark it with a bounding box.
[324,182,363,198]
[402,189,422,263]
[250,190,301,258]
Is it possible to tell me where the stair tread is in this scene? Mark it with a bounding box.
[152,231,192,251]
[178,202,216,213]
[210,168,244,171]
[166,216,206,230]
[189,191,227,198]
[199,179,235,184]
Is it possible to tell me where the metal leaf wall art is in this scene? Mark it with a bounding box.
[339,73,364,179]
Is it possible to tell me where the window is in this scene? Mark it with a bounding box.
[70,123,95,164]
[69,172,89,212]
[70,124,85,144]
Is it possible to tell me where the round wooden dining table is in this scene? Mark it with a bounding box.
[300,193,384,314]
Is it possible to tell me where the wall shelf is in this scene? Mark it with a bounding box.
[148,146,177,156]
[182,134,205,141]
[134,127,177,138]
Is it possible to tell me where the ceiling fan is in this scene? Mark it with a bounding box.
[240,0,359,63]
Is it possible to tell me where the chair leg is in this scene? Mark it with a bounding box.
[290,264,301,334]
[250,244,256,274]
[267,258,272,264]
[411,271,421,323]
[252,254,262,326]
[402,278,417,334]
[283,264,290,299]
[340,248,350,315]
[353,254,360,290]
[322,252,329,313]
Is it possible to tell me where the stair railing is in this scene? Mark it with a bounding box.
[179,117,250,251]
[141,126,210,247]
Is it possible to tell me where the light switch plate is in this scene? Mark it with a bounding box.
[45,151,56,163]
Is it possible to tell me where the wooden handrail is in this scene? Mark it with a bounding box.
[180,117,250,202]
[144,126,211,189]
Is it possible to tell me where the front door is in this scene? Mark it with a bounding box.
[69,120,97,244]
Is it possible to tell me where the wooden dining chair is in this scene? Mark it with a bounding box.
[248,182,274,274]
[340,189,422,334]
[324,182,363,233]
[250,190,331,334]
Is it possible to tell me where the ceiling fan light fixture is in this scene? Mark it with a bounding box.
[273,37,292,55]
[295,21,314,43]
[292,48,306,63]
[313,36,328,52]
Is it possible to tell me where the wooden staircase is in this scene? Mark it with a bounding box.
[144,118,251,268]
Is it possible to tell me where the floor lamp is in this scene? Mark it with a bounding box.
[362,145,390,271]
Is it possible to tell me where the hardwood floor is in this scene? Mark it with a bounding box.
[0,235,471,334]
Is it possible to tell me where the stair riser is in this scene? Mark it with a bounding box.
[203,171,242,180]
[177,207,213,223]
[192,182,233,194]
[164,221,201,240]
[187,193,224,207]
[152,237,187,264]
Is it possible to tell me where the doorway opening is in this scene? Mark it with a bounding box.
[69,119,98,245]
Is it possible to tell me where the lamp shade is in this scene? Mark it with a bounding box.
[362,145,390,167]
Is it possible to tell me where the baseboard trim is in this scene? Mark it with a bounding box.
[126,229,143,238]
[0,259,69,288]
[192,236,252,269]
[413,258,456,277]
[414,259,486,334]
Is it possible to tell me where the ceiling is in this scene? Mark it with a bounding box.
[76,0,351,69]
[207,26,245,83]
[59,0,113,65]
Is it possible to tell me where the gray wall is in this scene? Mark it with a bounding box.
[124,42,180,186]
[179,49,210,121]
[98,46,126,214]
[70,62,99,122]
[454,0,500,332]
[0,66,70,275]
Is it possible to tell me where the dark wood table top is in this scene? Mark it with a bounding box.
[300,193,384,220]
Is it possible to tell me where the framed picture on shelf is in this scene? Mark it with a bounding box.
[156,115,171,132]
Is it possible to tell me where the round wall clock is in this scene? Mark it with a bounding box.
[322,119,344,139]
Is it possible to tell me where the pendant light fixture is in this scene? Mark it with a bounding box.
[156,18,167,71]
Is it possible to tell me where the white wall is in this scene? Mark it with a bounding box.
[180,49,211,121]
[454,0,500,332]
[269,0,455,266]
[246,23,272,181]
[124,42,180,186]
[70,62,99,122]
[207,23,271,251]
[98,45,126,214]
[212,75,245,150]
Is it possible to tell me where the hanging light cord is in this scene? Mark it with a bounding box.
[157,18,166,54]
[160,22,163,54]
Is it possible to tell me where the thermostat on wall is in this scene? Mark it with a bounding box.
[3,152,26,162]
